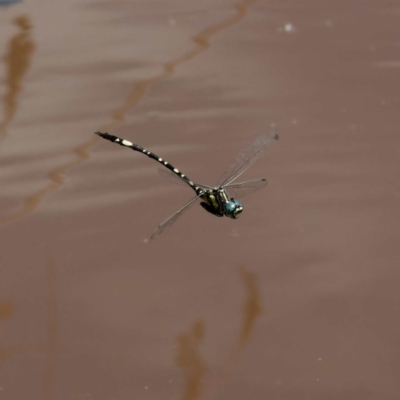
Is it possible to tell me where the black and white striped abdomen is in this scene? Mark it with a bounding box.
[95,131,202,194]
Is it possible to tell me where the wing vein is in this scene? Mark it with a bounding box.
[216,129,279,188]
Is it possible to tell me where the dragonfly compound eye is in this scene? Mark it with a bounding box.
[224,200,243,219]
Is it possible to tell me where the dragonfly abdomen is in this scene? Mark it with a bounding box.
[95,131,202,195]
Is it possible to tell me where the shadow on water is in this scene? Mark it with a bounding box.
[176,265,263,400]
[0,0,255,228]
[0,15,35,142]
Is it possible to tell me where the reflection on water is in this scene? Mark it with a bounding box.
[238,266,262,346]
[0,15,35,141]
[207,266,263,399]
[176,320,206,400]
[177,266,263,399]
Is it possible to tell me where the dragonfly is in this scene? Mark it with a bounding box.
[95,130,279,239]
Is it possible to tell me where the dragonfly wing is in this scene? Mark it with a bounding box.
[215,129,279,188]
[158,167,213,191]
[225,178,268,200]
[150,192,203,240]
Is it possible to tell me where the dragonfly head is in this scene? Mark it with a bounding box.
[224,199,243,219]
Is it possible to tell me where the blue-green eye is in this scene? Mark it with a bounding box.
[224,201,237,214]
[224,200,243,218]
[233,200,242,208]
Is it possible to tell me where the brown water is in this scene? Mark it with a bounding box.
[1,0,400,399]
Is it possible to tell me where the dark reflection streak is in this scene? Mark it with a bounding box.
[238,266,263,346]
[0,16,35,142]
[176,266,262,400]
[206,266,262,400]
[0,0,255,229]
[42,257,59,400]
[176,320,206,400]
[0,302,14,361]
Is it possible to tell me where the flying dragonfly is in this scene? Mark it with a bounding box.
[95,130,279,239]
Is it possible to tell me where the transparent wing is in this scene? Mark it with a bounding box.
[225,178,268,200]
[158,168,213,191]
[150,193,203,240]
[215,129,279,188]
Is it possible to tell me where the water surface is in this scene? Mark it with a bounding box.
[1,0,400,399]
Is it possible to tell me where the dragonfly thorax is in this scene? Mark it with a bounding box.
[200,189,243,219]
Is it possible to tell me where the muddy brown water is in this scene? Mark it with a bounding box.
[1,1,400,399]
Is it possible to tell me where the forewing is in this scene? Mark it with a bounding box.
[215,129,279,188]
[158,168,213,191]
[150,193,203,240]
[225,178,268,200]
